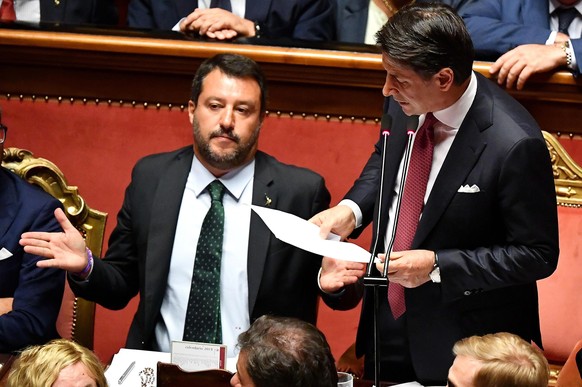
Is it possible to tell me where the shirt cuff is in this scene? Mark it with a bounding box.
[338,199,362,229]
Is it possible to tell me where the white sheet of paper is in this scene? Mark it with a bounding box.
[105,348,170,386]
[251,205,375,263]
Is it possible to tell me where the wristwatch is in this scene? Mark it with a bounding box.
[429,253,441,283]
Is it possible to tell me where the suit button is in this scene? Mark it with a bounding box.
[463,290,472,296]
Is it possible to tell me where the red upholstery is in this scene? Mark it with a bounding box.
[557,340,582,387]
[538,206,582,363]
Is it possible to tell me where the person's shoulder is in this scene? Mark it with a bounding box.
[256,151,324,181]
[133,145,194,169]
[474,74,543,140]
[1,167,61,208]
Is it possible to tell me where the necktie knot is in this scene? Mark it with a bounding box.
[420,112,437,136]
[208,180,226,203]
[555,7,579,35]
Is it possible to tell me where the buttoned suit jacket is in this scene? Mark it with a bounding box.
[0,168,64,352]
[461,0,582,73]
[127,0,335,40]
[327,73,559,382]
[40,0,118,25]
[335,0,477,43]
[69,147,331,350]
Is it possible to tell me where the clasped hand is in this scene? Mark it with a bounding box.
[180,8,255,40]
[377,249,435,288]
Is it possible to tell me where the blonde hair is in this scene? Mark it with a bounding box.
[453,332,549,387]
[7,339,107,387]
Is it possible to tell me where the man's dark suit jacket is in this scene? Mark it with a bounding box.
[461,0,582,73]
[328,73,559,382]
[40,0,118,25]
[127,0,335,41]
[69,147,331,350]
[0,168,64,353]
[335,0,476,44]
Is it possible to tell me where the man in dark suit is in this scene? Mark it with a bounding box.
[0,117,64,353]
[20,54,331,357]
[313,3,559,384]
[461,0,582,90]
[126,0,334,41]
[1,0,118,25]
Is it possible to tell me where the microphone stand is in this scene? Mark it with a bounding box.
[363,115,418,387]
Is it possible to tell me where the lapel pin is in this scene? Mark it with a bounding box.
[264,194,272,207]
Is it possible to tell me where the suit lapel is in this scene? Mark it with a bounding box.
[144,148,193,333]
[247,152,273,316]
[413,75,492,247]
[39,0,64,22]
[525,0,550,29]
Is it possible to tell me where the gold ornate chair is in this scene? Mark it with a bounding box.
[539,132,582,385]
[1,147,107,349]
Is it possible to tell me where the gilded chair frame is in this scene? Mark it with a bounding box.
[544,131,582,208]
[1,147,107,349]
[541,132,582,386]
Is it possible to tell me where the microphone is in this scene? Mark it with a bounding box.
[382,115,419,277]
[366,114,392,277]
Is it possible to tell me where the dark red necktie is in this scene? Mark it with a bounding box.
[388,113,437,319]
[0,0,16,22]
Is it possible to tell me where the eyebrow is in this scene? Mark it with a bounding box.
[447,379,457,387]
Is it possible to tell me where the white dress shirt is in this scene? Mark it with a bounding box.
[155,154,254,358]
[365,1,388,45]
[8,0,40,22]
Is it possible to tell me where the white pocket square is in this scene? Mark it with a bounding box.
[0,247,13,260]
[458,184,480,193]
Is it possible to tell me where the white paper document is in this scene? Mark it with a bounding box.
[251,205,375,263]
[105,348,171,386]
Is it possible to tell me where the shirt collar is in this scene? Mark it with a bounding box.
[191,154,255,201]
[430,71,477,130]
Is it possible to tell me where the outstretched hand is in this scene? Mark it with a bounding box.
[319,257,366,293]
[309,205,356,240]
[20,207,88,272]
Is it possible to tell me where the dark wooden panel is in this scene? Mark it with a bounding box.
[1,26,582,133]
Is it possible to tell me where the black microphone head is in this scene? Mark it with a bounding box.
[381,114,392,134]
[406,115,420,133]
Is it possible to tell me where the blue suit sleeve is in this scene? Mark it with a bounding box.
[0,199,65,353]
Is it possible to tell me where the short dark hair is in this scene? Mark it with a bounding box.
[376,2,474,84]
[237,315,338,387]
[190,53,268,112]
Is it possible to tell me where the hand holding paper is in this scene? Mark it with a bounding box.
[250,205,374,263]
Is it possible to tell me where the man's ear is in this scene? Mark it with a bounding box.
[434,68,455,92]
[188,100,196,123]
